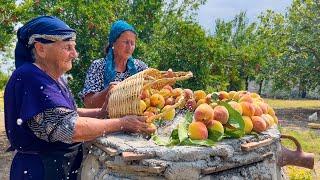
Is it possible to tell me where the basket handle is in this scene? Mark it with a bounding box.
[146,95,186,123]
[143,71,193,90]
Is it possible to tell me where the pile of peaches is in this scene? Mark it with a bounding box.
[140,86,279,141]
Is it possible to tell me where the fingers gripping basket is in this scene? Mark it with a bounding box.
[107,68,193,121]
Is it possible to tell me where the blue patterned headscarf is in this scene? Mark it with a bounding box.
[103,20,138,88]
[15,16,76,68]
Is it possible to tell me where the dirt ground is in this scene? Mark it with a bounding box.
[0,111,319,180]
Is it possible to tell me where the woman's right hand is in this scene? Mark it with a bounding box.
[120,115,156,134]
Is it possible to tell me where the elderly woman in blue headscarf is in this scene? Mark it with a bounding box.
[80,20,148,108]
[4,16,154,180]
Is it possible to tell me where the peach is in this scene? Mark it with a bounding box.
[218,91,229,100]
[251,116,267,133]
[140,100,147,112]
[172,88,184,98]
[228,91,236,100]
[188,122,208,140]
[267,105,276,116]
[261,114,271,128]
[242,116,253,134]
[140,89,150,99]
[240,102,255,117]
[257,102,268,114]
[194,90,206,101]
[146,107,160,115]
[194,103,214,123]
[253,103,263,116]
[205,93,212,104]
[207,120,224,135]
[163,85,173,92]
[159,88,172,99]
[232,91,246,101]
[213,105,229,124]
[264,114,275,126]
[144,111,155,118]
[183,89,194,100]
[150,93,165,108]
[209,102,218,109]
[161,105,176,121]
[196,98,206,107]
[272,115,279,124]
[228,101,243,115]
[250,92,260,99]
[147,123,157,132]
[239,94,254,103]
[185,98,197,111]
[165,97,175,106]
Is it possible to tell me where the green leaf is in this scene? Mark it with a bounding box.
[208,129,224,141]
[178,110,193,142]
[219,101,245,131]
[151,134,168,146]
[181,138,215,146]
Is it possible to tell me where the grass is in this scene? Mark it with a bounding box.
[264,98,320,109]
[280,127,320,179]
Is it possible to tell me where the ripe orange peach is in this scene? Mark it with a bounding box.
[140,89,150,99]
[253,103,263,116]
[261,114,272,128]
[147,123,157,132]
[213,105,229,124]
[143,98,150,108]
[240,102,255,117]
[194,103,214,123]
[257,102,268,114]
[163,85,173,92]
[251,116,267,133]
[196,98,206,107]
[161,105,176,121]
[264,114,275,126]
[165,97,175,106]
[207,120,224,133]
[159,88,172,99]
[205,94,212,104]
[267,105,276,116]
[194,90,206,102]
[183,89,194,100]
[188,122,208,140]
[172,88,184,98]
[150,93,165,108]
[228,101,243,115]
[228,91,236,100]
[185,98,197,111]
[218,91,229,100]
[144,111,155,118]
[239,94,254,103]
[242,116,253,134]
[146,107,160,115]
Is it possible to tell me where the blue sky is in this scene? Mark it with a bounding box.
[196,0,292,33]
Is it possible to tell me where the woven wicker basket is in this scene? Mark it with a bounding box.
[107,68,193,122]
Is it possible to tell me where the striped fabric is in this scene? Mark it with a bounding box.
[28,107,78,144]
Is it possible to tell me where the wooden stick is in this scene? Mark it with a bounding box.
[240,138,273,151]
[122,151,153,161]
[106,161,165,174]
[93,142,118,156]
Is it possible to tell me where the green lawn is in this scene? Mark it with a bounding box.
[264,98,320,109]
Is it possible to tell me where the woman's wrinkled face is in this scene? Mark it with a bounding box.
[44,40,78,73]
[113,31,136,60]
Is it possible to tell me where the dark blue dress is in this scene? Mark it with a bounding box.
[4,63,82,180]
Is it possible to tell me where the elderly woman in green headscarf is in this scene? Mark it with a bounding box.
[80,20,148,108]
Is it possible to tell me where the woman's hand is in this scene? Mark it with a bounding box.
[120,115,156,134]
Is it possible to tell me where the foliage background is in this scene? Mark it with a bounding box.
[1,0,320,104]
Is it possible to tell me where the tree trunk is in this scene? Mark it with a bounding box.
[245,77,249,90]
[258,79,263,95]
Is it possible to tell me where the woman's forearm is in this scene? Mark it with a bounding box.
[72,117,123,142]
[77,108,106,119]
[83,88,110,108]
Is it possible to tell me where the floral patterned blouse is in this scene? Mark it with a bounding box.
[79,58,148,99]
